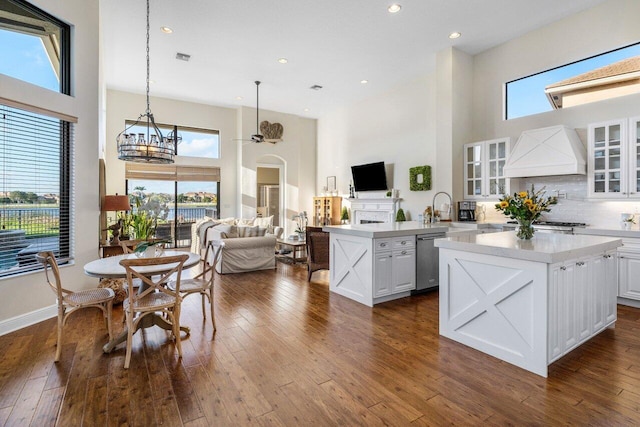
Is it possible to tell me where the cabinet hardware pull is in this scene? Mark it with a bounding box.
[380,243,386,247]
[401,241,406,245]
[401,250,407,255]
[560,266,567,271]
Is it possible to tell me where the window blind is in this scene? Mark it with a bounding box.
[125,163,220,182]
[0,104,72,277]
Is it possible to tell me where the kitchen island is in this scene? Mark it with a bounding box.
[435,231,622,377]
[323,222,449,307]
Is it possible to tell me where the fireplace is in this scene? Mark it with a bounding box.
[349,198,400,224]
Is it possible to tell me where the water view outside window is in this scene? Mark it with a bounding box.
[126,179,218,248]
[506,42,640,120]
[0,105,71,276]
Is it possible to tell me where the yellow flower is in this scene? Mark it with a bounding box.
[528,204,538,212]
[499,201,509,208]
[518,191,528,198]
[524,199,533,206]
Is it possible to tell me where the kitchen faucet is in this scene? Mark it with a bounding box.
[432,191,452,222]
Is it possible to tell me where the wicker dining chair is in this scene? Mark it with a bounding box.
[36,251,115,362]
[167,241,224,333]
[306,226,330,281]
[119,254,189,369]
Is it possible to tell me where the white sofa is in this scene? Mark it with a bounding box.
[191,217,283,274]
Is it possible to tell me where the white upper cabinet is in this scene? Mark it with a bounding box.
[588,117,640,199]
[463,138,510,200]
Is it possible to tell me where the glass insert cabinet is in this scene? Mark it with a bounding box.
[463,138,510,200]
[588,117,640,199]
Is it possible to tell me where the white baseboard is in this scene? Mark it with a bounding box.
[618,297,640,309]
[0,305,57,336]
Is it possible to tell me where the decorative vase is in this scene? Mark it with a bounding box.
[516,219,535,240]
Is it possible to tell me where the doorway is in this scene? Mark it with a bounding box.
[256,165,282,226]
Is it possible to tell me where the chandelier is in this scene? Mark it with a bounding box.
[116,0,178,163]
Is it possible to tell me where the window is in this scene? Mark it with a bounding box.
[0,104,72,277]
[124,121,220,159]
[124,163,220,248]
[506,42,640,120]
[0,0,71,94]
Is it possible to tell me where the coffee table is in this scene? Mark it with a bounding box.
[276,238,307,263]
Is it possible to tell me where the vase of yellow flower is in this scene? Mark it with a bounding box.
[495,186,558,240]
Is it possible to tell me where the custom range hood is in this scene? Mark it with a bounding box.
[503,125,586,178]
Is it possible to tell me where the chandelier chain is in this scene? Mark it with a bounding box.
[145,0,150,115]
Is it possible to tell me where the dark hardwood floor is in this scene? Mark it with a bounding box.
[2,261,640,426]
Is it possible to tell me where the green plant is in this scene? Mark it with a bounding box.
[386,190,392,197]
[340,206,349,221]
[118,196,157,240]
[396,208,406,222]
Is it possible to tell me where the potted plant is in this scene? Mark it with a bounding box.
[396,208,406,222]
[340,206,349,224]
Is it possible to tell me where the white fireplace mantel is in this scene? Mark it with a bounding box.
[348,198,401,224]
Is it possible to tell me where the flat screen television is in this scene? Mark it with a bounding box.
[351,161,387,192]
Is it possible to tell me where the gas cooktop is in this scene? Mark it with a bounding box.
[506,220,587,227]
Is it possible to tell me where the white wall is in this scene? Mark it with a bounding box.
[470,0,640,227]
[317,75,437,221]
[105,90,238,218]
[239,106,317,234]
[0,0,100,331]
[106,93,316,236]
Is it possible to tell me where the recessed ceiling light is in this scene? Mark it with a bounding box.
[277,58,288,64]
[303,108,310,112]
[236,96,243,100]
[149,79,155,84]
[160,26,173,34]
[449,32,461,39]
[360,79,369,84]
[388,4,401,13]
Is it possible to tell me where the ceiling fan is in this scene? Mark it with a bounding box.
[236,81,284,144]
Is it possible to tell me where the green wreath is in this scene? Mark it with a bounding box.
[409,165,431,191]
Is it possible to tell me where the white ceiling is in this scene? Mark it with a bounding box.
[100,0,606,119]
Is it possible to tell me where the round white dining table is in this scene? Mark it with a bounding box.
[83,250,201,353]
[84,250,201,279]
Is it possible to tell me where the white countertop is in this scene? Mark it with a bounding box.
[434,231,622,264]
[323,221,449,238]
[573,226,640,239]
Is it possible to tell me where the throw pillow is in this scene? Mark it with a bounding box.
[219,217,237,225]
[246,225,260,237]
[237,217,256,226]
[254,215,273,228]
[216,224,238,239]
[257,227,268,237]
[237,226,249,238]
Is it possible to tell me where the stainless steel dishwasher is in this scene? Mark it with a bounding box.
[413,233,446,294]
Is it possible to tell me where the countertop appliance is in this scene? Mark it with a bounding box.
[503,220,587,234]
[457,201,476,222]
[414,232,446,294]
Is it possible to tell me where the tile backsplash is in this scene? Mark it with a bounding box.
[478,175,640,229]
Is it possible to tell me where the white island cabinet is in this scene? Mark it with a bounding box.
[323,222,448,307]
[435,232,622,377]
